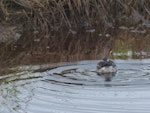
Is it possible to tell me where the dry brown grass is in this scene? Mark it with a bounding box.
[0,0,149,70]
[0,0,149,29]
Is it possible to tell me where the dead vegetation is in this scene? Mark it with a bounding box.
[0,0,149,69]
[1,0,149,29]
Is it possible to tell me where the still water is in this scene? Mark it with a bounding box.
[0,59,150,113]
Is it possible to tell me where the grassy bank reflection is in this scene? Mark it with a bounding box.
[114,31,150,59]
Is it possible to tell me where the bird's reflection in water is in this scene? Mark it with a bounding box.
[99,72,116,82]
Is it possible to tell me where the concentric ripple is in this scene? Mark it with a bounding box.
[0,59,150,113]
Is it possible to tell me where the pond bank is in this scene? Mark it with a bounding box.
[0,24,149,75]
[0,0,150,75]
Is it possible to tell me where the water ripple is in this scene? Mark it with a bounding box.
[0,59,150,113]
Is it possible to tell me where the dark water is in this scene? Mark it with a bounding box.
[0,59,150,113]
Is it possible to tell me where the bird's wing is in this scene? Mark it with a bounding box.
[97,60,116,69]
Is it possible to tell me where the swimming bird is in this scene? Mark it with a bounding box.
[97,45,117,81]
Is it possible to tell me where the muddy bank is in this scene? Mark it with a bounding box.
[0,21,149,70]
[0,24,150,75]
[0,0,150,75]
[0,26,110,66]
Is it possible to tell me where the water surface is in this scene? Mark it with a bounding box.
[0,59,150,113]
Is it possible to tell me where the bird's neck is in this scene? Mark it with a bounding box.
[102,49,110,61]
